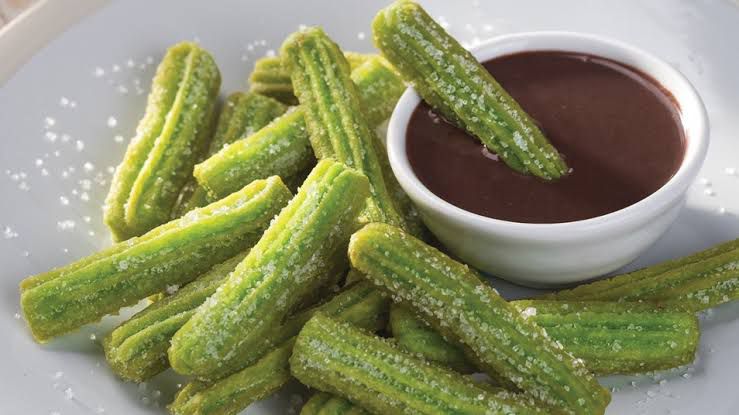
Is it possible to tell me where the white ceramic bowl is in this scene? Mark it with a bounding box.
[387,31,709,287]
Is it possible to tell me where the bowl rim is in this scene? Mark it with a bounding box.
[386,30,710,241]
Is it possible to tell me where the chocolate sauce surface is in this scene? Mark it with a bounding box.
[406,51,685,223]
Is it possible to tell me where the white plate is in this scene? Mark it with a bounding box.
[2,1,739,414]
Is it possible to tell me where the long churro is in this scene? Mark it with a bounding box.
[349,223,610,414]
[21,177,290,342]
[290,314,542,415]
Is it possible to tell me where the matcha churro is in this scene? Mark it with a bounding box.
[543,238,739,312]
[20,177,291,342]
[373,1,568,180]
[159,264,346,383]
[170,341,294,415]
[356,58,427,237]
[349,223,610,414]
[171,92,287,217]
[104,42,221,241]
[300,393,369,415]
[193,109,316,200]
[248,56,298,105]
[512,300,699,375]
[169,160,370,379]
[248,52,375,105]
[209,92,288,154]
[103,252,249,382]
[392,301,699,376]
[197,55,406,201]
[290,314,542,415]
[282,27,406,228]
[341,55,406,127]
[389,304,475,373]
[169,282,389,415]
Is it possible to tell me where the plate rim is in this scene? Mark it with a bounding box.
[0,0,107,84]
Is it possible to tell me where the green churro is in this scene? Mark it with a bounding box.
[170,341,294,415]
[543,238,739,312]
[346,56,405,127]
[351,56,428,239]
[104,42,221,241]
[349,223,610,414]
[389,303,475,373]
[197,55,406,201]
[392,301,699,376]
[171,92,287,217]
[290,314,542,415]
[512,300,699,375]
[248,52,375,105]
[169,281,389,415]
[103,252,249,382]
[373,1,568,180]
[300,393,369,415]
[282,27,406,228]
[249,56,297,104]
[209,93,287,154]
[193,108,316,201]
[169,160,370,379]
[20,177,291,342]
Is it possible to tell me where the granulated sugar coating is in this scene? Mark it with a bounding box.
[373,0,568,180]
[193,109,314,200]
[103,253,248,382]
[103,42,221,241]
[391,298,699,376]
[171,91,288,218]
[281,27,408,230]
[197,53,406,207]
[168,282,388,415]
[350,223,611,414]
[3,225,19,239]
[543,238,739,312]
[19,177,290,342]
[290,314,542,414]
[168,160,369,380]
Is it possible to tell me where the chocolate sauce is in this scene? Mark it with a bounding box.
[406,51,685,223]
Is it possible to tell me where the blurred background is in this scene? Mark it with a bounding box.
[0,0,36,27]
